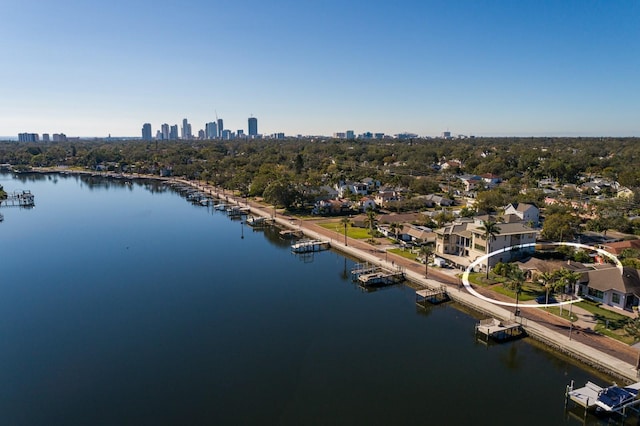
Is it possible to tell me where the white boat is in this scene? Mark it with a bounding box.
[595,385,639,412]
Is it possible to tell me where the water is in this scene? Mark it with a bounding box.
[0,173,620,425]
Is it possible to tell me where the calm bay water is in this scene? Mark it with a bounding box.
[0,173,616,425]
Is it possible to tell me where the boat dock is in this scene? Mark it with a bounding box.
[351,262,405,287]
[279,229,303,239]
[475,318,524,342]
[566,380,640,419]
[416,286,450,306]
[291,239,330,254]
[246,216,274,227]
[227,206,250,217]
[0,190,35,208]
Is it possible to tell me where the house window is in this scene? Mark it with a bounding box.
[474,243,486,252]
[588,288,604,300]
[612,293,621,304]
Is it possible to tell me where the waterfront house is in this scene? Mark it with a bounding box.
[576,266,640,311]
[434,219,538,272]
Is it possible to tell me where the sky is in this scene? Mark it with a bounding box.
[1,0,639,138]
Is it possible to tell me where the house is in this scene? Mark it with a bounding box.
[458,174,483,192]
[404,225,437,245]
[312,199,352,215]
[601,239,640,256]
[434,219,538,271]
[504,203,540,226]
[374,188,401,206]
[424,194,454,207]
[359,196,377,212]
[576,266,640,311]
[336,181,368,198]
[362,177,381,192]
[481,173,502,188]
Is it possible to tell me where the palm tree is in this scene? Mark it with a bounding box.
[556,269,582,317]
[508,267,526,316]
[420,244,435,278]
[538,271,556,305]
[339,216,351,246]
[389,222,398,240]
[365,207,377,237]
[478,220,501,279]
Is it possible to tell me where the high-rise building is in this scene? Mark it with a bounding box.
[141,123,152,141]
[205,122,218,139]
[18,133,39,142]
[346,130,355,140]
[169,125,178,140]
[181,118,192,139]
[161,123,170,140]
[221,129,231,140]
[42,133,50,142]
[248,117,258,136]
[217,118,224,138]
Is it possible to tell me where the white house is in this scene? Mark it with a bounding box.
[504,203,540,226]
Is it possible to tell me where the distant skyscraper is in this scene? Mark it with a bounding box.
[205,122,218,139]
[346,130,355,140]
[161,123,170,140]
[169,125,178,140]
[18,133,39,142]
[42,133,50,142]
[217,118,224,138]
[221,129,231,140]
[248,117,258,136]
[141,123,152,141]
[155,130,162,140]
[182,118,192,139]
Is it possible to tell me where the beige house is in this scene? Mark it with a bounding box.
[434,219,538,271]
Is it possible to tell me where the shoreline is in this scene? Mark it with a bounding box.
[24,167,640,383]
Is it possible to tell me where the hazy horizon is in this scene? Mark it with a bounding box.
[3,1,639,137]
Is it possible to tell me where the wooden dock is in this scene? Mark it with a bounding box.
[475,318,524,342]
[291,239,330,254]
[351,262,404,287]
[416,286,450,306]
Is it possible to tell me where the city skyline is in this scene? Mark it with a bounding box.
[2,1,639,138]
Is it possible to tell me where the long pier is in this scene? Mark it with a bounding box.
[0,190,35,208]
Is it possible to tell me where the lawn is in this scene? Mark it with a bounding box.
[388,248,418,261]
[317,222,372,239]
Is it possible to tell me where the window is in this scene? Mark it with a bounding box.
[474,243,486,252]
[588,288,604,300]
[612,293,621,304]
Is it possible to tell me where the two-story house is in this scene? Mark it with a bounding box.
[435,219,538,272]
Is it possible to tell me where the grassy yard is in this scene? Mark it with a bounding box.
[317,222,372,239]
[491,283,538,301]
[388,248,418,261]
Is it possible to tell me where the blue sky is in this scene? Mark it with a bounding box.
[2,0,639,137]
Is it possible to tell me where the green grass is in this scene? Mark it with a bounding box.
[491,284,537,301]
[388,248,418,260]
[317,222,372,239]
[544,306,578,322]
